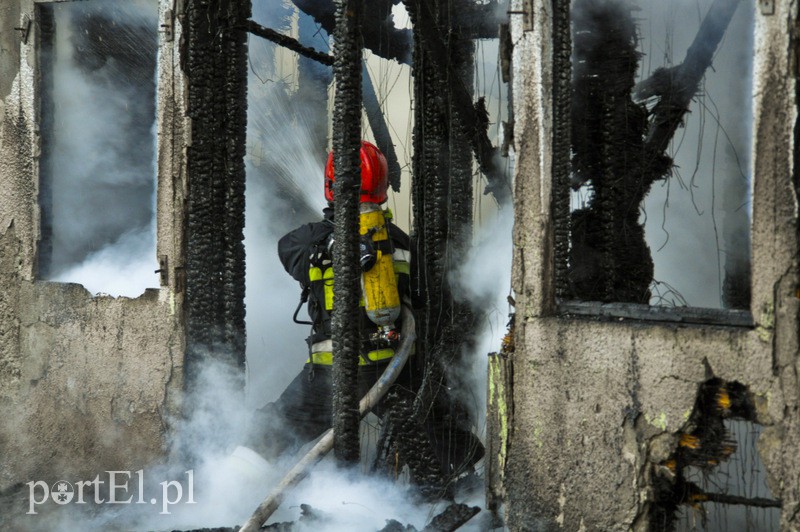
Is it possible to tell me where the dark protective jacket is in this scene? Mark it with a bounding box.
[277,206,411,354]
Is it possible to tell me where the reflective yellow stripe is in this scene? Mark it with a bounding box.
[323,267,334,310]
[393,260,410,275]
[306,348,395,366]
[309,267,323,281]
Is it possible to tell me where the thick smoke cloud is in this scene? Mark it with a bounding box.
[44,0,159,297]
[450,204,514,434]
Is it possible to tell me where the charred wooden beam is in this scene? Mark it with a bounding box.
[402,0,511,204]
[246,19,333,65]
[184,0,250,380]
[688,490,782,509]
[330,0,363,466]
[552,0,571,300]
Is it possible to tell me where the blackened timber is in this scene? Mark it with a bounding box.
[407,0,484,488]
[246,20,334,66]
[552,0,571,299]
[408,0,450,488]
[330,0,363,465]
[567,0,742,303]
[688,491,782,509]
[223,0,250,370]
[568,0,655,303]
[422,503,481,531]
[184,0,250,384]
[402,0,511,204]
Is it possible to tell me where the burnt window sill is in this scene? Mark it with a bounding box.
[557,300,754,328]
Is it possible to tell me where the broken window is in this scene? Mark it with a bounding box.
[559,0,754,314]
[37,0,159,296]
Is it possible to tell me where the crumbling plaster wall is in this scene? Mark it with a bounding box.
[0,0,188,491]
[503,0,800,530]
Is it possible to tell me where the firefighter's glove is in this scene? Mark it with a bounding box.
[359,235,377,272]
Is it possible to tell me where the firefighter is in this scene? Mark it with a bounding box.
[237,141,413,466]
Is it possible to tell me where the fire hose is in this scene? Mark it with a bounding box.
[239,304,416,532]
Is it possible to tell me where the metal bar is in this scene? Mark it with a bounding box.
[361,61,402,191]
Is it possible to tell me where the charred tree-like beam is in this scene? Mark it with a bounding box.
[406,0,483,489]
[222,0,250,368]
[568,0,653,303]
[402,0,511,204]
[330,0,363,466]
[246,19,333,65]
[382,389,451,500]
[290,0,412,64]
[567,0,741,303]
[640,0,743,166]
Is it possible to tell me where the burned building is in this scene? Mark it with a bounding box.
[491,0,800,529]
[1,0,799,530]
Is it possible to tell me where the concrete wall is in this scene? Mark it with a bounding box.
[0,0,187,491]
[500,0,800,529]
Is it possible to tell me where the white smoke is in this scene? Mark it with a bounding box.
[450,205,514,436]
[53,228,158,297]
[46,0,159,297]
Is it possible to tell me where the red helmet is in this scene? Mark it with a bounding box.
[324,140,389,204]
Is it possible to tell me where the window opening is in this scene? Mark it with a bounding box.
[563,0,754,314]
[38,0,159,297]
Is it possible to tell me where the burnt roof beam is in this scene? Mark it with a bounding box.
[290,0,412,64]
[246,20,334,65]
[286,0,506,65]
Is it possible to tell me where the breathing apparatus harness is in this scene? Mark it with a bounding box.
[297,207,404,380]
